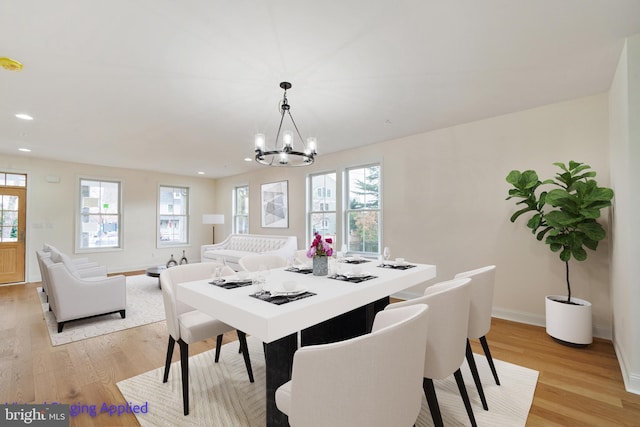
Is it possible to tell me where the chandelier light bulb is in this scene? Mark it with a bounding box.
[283,130,293,149]
[255,133,265,151]
[307,137,317,154]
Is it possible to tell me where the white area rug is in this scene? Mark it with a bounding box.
[118,337,538,426]
[38,274,165,346]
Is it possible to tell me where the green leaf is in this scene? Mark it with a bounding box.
[579,208,601,219]
[560,248,571,261]
[505,170,521,185]
[553,162,569,172]
[573,171,596,181]
[510,205,537,223]
[549,243,563,252]
[506,170,540,190]
[568,160,587,171]
[536,226,553,241]
[577,221,606,241]
[527,213,542,230]
[572,246,587,261]
[583,237,599,251]
[538,191,547,209]
[545,210,582,227]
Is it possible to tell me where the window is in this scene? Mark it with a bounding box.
[78,178,122,250]
[0,173,26,187]
[158,185,189,245]
[345,164,381,255]
[0,173,26,243]
[233,185,249,234]
[308,172,337,244]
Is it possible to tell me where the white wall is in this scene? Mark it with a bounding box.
[216,93,613,338]
[609,35,640,393]
[0,154,217,282]
[1,86,618,344]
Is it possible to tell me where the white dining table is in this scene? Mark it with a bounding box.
[178,261,436,426]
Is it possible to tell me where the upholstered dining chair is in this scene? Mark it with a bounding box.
[238,253,287,272]
[275,304,429,427]
[160,263,254,416]
[454,265,499,411]
[386,278,476,427]
[293,249,310,265]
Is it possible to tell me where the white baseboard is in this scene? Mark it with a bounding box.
[614,339,640,395]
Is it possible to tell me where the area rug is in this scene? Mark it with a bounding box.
[38,274,165,346]
[117,337,538,427]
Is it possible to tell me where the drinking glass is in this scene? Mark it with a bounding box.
[213,266,223,283]
[383,246,391,261]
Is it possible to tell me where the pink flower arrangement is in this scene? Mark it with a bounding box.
[307,232,333,258]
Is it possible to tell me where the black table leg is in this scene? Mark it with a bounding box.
[265,333,297,427]
[301,297,389,346]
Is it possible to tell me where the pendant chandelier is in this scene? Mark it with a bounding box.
[254,82,317,166]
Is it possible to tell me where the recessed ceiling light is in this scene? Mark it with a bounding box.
[18,148,31,152]
[16,113,33,120]
[197,171,205,175]
[244,157,252,162]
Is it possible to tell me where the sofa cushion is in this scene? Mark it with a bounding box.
[226,236,287,252]
[202,249,250,262]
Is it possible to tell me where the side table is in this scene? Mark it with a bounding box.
[146,266,166,288]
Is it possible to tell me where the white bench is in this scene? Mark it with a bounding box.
[201,234,298,270]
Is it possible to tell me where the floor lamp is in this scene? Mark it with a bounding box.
[202,214,224,244]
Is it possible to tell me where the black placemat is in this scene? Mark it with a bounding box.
[377,263,417,270]
[249,291,316,305]
[285,267,313,275]
[209,279,254,289]
[329,274,378,283]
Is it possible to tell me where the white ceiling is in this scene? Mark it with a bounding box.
[2,1,640,178]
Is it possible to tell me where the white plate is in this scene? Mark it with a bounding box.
[271,284,307,296]
[226,276,253,283]
[382,260,408,267]
[345,271,370,278]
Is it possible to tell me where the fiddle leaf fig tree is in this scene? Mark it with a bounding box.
[506,161,614,302]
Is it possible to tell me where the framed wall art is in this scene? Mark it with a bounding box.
[261,180,288,228]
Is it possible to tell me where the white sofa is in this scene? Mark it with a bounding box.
[201,234,298,270]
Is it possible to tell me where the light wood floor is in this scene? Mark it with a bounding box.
[1,280,639,426]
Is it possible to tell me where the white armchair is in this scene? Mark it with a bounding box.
[44,257,126,333]
[43,243,101,270]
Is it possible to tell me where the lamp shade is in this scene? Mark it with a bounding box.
[202,214,224,225]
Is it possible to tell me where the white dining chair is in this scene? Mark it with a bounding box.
[275,304,429,427]
[160,263,253,416]
[455,265,499,411]
[386,277,476,427]
[238,253,287,272]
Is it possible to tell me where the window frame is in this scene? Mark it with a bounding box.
[307,171,338,248]
[76,177,123,253]
[344,163,382,256]
[157,184,190,247]
[233,185,249,234]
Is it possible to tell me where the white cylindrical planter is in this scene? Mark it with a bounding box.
[545,295,592,346]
